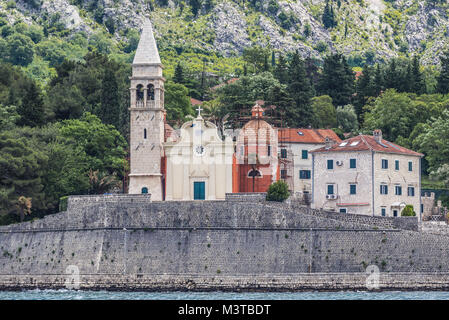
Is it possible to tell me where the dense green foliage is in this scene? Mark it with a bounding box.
[401,205,416,217]
[266,180,290,202]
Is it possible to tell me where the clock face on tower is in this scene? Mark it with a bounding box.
[194,145,205,156]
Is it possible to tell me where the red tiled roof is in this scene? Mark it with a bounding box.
[190,97,203,105]
[278,128,342,144]
[310,134,423,156]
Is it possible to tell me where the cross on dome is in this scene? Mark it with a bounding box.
[196,106,203,118]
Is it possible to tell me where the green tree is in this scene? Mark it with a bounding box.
[16,80,45,127]
[0,132,46,217]
[311,95,336,128]
[164,82,194,125]
[437,49,449,94]
[318,54,354,107]
[173,62,185,84]
[336,104,359,133]
[100,69,120,129]
[266,180,290,202]
[401,205,416,217]
[5,33,35,66]
[59,112,127,177]
[288,52,314,127]
[0,104,20,130]
[416,110,449,173]
[363,89,423,143]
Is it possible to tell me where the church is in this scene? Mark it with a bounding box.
[128,18,339,201]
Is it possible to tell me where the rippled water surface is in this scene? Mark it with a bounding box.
[1,290,449,300]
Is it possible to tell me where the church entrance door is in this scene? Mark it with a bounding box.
[194,182,205,200]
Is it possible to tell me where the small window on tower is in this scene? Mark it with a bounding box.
[144,128,147,139]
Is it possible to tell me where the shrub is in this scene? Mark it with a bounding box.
[266,180,290,202]
[59,196,68,212]
[401,205,416,217]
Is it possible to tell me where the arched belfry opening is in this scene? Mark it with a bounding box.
[136,84,144,102]
[147,84,155,101]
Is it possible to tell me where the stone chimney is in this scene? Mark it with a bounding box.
[325,137,333,150]
[373,129,382,143]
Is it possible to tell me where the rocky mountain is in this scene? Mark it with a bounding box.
[2,0,449,74]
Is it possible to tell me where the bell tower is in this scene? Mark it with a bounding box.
[128,16,165,200]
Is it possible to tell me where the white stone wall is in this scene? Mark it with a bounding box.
[282,142,324,193]
[373,153,421,220]
[312,150,373,215]
[164,118,233,201]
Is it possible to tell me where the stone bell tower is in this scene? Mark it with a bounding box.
[128,17,165,200]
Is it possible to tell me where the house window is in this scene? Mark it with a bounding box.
[327,160,334,170]
[339,208,347,213]
[395,160,399,170]
[421,204,424,213]
[144,128,147,139]
[381,159,388,169]
[327,184,335,195]
[380,184,388,195]
[302,150,308,159]
[408,161,413,172]
[408,186,415,197]
[395,185,402,196]
[393,210,398,217]
[350,158,356,168]
[299,170,311,179]
[141,187,148,194]
[267,145,271,156]
[281,169,287,179]
[350,184,357,195]
[381,207,386,216]
[281,148,287,158]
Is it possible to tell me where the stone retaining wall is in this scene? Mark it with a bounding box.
[1,273,449,291]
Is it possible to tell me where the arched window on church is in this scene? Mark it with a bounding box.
[136,84,144,102]
[248,169,262,178]
[147,84,155,101]
[144,128,147,139]
[141,187,148,194]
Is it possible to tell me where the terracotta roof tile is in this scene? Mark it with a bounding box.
[310,134,423,156]
[190,97,203,105]
[278,128,342,144]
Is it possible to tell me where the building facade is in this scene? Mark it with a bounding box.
[278,128,341,194]
[311,130,423,220]
[164,111,234,200]
[233,102,279,193]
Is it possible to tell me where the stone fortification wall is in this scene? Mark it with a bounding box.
[0,195,443,290]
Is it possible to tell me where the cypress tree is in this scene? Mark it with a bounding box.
[173,62,185,84]
[17,81,45,127]
[317,54,355,107]
[411,55,425,94]
[100,68,120,129]
[437,50,449,94]
[274,54,289,84]
[373,64,384,95]
[287,52,314,127]
[385,59,399,90]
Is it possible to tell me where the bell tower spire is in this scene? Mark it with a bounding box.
[128,16,165,200]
